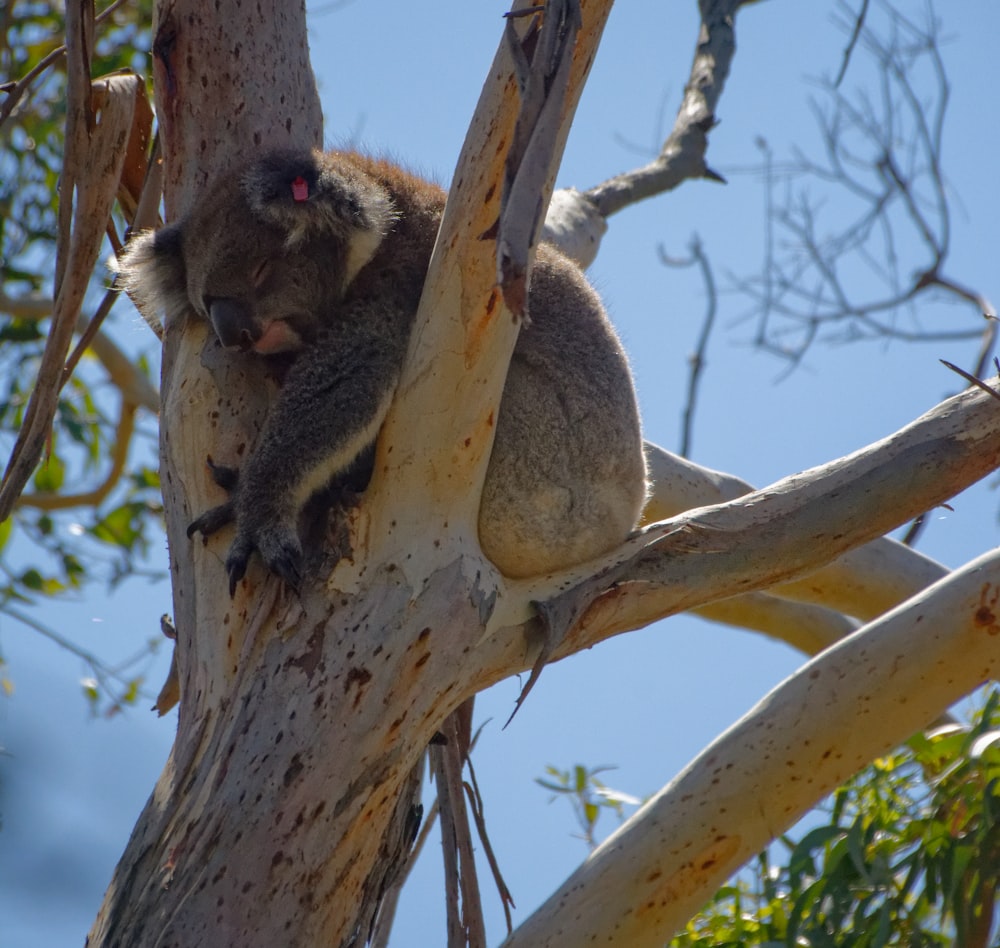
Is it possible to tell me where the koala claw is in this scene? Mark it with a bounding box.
[224,536,253,597]
[258,527,304,592]
[224,527,303,597]
[187,500,236,539]
[205,457,240,492]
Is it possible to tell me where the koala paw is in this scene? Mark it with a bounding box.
[187,455,304,597]
[225,523,303,597]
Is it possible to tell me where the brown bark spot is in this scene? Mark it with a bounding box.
[282,754,304,787]
[286,623,325,681]
[976,583,1000,634]
[344,667,372,708]
[484,287,500,315]
[976,607,997,626]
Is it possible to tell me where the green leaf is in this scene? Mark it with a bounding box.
[0,318,45,342]
[32,452,65,492]
[121,677,142,705]
[90,502,143,550]
[536,778,570,794]
[788,824,844,883]
[81,677,99,707]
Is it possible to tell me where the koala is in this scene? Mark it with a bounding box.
[118,149,646,591]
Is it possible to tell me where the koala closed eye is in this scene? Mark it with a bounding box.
[251,260,271,288]
[118,148,647,591]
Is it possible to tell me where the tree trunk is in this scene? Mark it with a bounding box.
[89,1,616,944]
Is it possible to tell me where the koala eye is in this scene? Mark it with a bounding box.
[251,260,271,288]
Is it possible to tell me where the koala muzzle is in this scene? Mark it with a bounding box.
[209,298,260,351]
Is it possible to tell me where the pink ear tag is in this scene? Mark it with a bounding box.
[291,176,309,202]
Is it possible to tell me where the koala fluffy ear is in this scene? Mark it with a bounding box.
[242,149,396,268]
[115,225,189,334]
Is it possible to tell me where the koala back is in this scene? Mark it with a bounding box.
[480,244,647,577]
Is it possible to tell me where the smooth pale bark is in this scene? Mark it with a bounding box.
[642,442,949,650]
[501,548,1000,947]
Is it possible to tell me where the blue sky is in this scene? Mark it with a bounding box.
[2,1,999,945]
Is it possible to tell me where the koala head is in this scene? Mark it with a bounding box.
[117,149,397,354]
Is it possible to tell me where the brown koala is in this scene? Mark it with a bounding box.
[118,149,646,591]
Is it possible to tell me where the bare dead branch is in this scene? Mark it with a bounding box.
[832,0,871,87]
[584,0,743,219]
[430,704,487,948]
[463,755,516,935]
[739,1,994,370]
[658,236,717,457]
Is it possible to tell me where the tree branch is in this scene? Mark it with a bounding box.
[0,68,140,519]
[584,0,743,219]
[540,0,755,266]
[642,441,949,630]
[17,398,137,511]
[502,548,1000,947]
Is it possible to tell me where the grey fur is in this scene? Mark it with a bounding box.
[118,149,646,590]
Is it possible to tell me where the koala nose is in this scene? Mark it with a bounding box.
[208,298,260,351]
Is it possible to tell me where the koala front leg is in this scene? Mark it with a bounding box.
[213,324,404,595]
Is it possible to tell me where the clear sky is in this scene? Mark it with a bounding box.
[2,1,999,945]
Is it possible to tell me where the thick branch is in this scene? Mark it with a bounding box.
[642,441,948,644]
[503,548,1000,946]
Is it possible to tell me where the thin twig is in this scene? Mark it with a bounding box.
[659,236,717,458]
[2,603,156,707]
[833,0,871,87]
